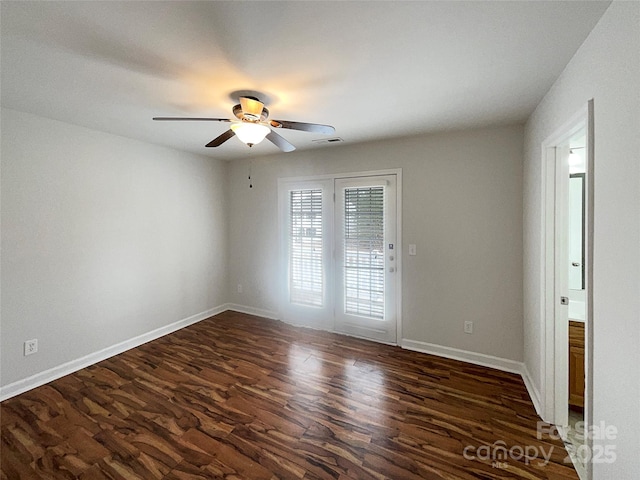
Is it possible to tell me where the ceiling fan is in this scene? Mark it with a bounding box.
[153,96,335,152]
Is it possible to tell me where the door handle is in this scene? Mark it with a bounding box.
[572,262,581,267]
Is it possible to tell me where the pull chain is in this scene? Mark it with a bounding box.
[248,161,253,189]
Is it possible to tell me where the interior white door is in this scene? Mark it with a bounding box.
[553,143,571,427]
[334,175,397,343]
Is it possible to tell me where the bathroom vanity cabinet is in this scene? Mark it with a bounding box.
[569,320,585,408]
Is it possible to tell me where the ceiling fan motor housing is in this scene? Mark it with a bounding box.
[233,103,269,122]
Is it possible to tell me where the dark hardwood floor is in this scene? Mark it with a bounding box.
[1,311,578,479]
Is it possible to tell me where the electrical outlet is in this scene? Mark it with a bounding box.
[464,321,473,334]
[24,339,38,356]
[237,284,243,294]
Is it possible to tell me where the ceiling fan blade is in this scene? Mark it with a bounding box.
[266,131,296,153]
[239,97,264,119]
[153,117,232,122]
[205,129,235,147]
[270,120,335,135]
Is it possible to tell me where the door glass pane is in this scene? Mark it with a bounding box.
[343,186,384,319]
[289,189,323,306]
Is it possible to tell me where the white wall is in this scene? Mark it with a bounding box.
[523,2,640,478]
[1,109,229,387]
[227,125,524,363]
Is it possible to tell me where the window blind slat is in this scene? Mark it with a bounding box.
[343,186,385,319]
[289,189,323,307]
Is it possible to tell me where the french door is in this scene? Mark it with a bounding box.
[334,176,397,343]
[279,173,398,344]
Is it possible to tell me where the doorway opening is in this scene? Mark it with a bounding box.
[541,101,593,480]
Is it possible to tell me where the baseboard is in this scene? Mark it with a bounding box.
[224,303,280,321]
[520,363,543,417]
[0,304,227,402]
[401,338,543,418]
[401,338,524,374]
[1,305,545,422]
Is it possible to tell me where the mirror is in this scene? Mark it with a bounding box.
[568,173,585,290]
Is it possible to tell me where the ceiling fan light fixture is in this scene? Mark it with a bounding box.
[231,122,270,147]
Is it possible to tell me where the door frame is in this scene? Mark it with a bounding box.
[540,100,594,478]
[277,168,403,344]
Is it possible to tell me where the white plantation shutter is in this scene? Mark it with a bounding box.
[289,189,324,306]
[343,186,385,319]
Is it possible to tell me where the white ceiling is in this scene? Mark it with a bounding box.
[1,1,610,160]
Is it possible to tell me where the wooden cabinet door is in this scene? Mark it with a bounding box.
[569,321,585,408]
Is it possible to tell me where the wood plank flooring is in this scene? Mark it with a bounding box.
[1,311,578,479]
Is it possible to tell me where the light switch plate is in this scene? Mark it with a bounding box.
[408,244,416,256]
